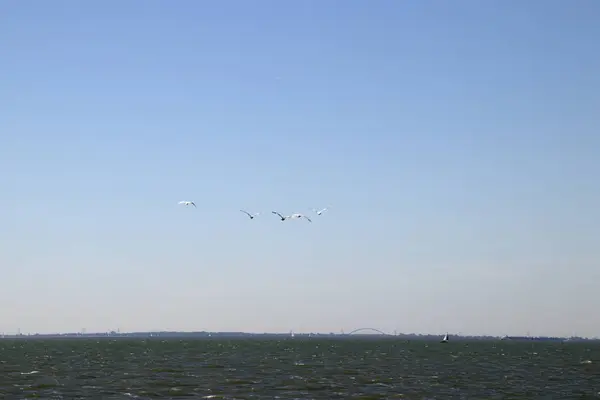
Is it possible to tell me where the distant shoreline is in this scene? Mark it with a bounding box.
[0,331,596,342]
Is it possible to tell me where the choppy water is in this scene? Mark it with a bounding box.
[0,338,598,399]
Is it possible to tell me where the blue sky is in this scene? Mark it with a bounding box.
[2,0,599,337]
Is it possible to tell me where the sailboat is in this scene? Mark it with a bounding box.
[440,333,449,343]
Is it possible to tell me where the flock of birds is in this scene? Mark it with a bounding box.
[177,201,328,223]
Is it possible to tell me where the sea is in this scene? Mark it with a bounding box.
[0,337,598,399]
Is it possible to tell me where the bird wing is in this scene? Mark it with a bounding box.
[272,211,284,219]
[304,216,312,222]
[240,210,252,217]
[191,202,196,207]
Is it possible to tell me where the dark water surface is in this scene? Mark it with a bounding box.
[0,338,598,399]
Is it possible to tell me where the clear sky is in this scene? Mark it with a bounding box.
[2,0,599,337]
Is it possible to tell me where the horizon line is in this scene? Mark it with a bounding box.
[1,330,597,340]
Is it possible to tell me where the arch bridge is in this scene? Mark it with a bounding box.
[347,328,389,336]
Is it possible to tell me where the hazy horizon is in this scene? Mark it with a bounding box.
[2,1,599,337]
[2,328,594,339]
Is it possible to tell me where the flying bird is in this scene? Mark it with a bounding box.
[178,201,196,208]
[240,210,260,219]
[312,207,328,216]
[290,213,312,223]
[272,211,288,221]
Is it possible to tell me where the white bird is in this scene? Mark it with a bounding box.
[290,213,312,223]
[240,210,260,219]
[178,201,196,208]
[312,207,328,216]
[271,211,288,221]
